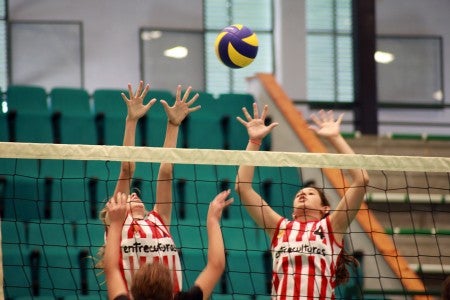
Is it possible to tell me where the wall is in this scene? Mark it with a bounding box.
[8,0,203,93]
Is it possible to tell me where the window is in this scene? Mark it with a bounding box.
[204,0,274,95]
[306,0,353,103]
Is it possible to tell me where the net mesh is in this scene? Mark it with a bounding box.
[1,142,449,299]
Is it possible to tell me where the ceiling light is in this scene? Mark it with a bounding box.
[374,51,395,64]
[164,46,188,59]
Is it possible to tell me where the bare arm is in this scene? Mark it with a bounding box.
[114,81,155,196]
[154,85,200,227]
[234,103,281,237]
[104,193,129,299]
[309,110,369,241]
[194,190,233,300]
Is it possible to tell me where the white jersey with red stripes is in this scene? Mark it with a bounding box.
[270,216,343,300]
[118,210,182,293]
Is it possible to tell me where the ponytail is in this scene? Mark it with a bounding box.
[335,250,361,286]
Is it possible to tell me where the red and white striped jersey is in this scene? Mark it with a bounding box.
[270,216,343,300]
[118,211,182,293]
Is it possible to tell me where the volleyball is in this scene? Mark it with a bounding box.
[214,24,259,69]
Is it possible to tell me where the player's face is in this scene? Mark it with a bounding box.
[292,187,329,220]
[293,188,322,209]
[128,193,146,219]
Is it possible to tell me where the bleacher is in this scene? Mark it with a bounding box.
[0,85,303,299]
[342,134,450,294]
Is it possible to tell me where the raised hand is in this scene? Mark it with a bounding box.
[208,189,234,222]
[106,192,129,225]
[121,81,156,121]
[236,102,279,141]
[161,85,201,126]
[309,110,343,138]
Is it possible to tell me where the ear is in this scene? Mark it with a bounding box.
[322,206,331,216]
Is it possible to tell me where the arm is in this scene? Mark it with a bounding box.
[309,110,369,241]
[104,192,129,299]
[114,81,156,196]
[234,103,281,237]
[194,189,233,300]
[154,85,200,227]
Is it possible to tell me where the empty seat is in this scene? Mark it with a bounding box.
[3,246,41,299]
[51,87,97,145]
[217,93,255,150]
[93,89,128,146]
[38,247,88,298]
[143,114,173,147]
[6,85,49,114]
[93,89,128,117]
[139,89,175,147]
[6,85,54,143]
[186,116,224,149]
[221,222,270,251]
[216,93,255,118]
[50,178,92,221]
[40,159,87,179]
[146,89,174,117]
[0,112,8,141]
[179,248,207,288]
[225,250,270,295]
[2,176,50,221]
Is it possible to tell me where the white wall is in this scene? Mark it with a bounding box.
[9,0,203,93]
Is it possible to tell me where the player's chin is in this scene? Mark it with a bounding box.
[131,206,145,218]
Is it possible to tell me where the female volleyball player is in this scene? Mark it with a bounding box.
[235,104,369,300]
[97,81,200,294]
[104,189,233,300]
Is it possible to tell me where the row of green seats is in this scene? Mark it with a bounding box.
[1,85,261,149]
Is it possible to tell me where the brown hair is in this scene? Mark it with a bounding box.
[309,186,360,286]
[131,261,173,300]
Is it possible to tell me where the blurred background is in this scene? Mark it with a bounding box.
[2,0,450,136]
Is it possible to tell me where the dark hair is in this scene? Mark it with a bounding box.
[307,186,360,286]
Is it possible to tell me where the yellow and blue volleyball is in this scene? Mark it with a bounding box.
[214,24,259,69]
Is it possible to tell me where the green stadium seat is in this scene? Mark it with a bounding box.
[93,89,128,118]
[38,247,86,298]
[51,87,96,145]
[92,88,128,146]
[40,159,86,179]
[225,250,269,295]
[2,176,50,220]
[6,85,54,143]
[217,93,255,117]
[179,248,207,288]
[140,90,173,147]
[221,222,270,251]
[50,87,92,116]
[0,112,9,141]
[3,247,40,299]
[6,85,49,114]
[146,89,174,117]
[10,112,54,143]
[50,178,93,221]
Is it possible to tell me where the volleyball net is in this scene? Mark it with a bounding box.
[0,142,449,299]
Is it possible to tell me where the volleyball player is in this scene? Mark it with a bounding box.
[235,104,369,299]
[104,190,233,300]
[97,81,200,294]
